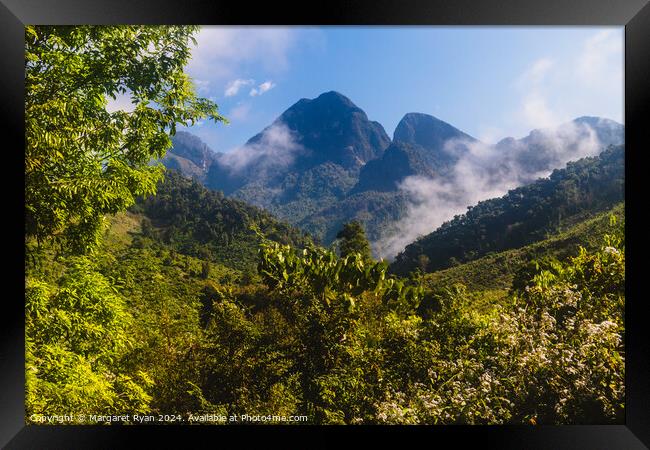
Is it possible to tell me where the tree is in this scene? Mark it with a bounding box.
[26,256,153,421]
[258,241,423,422]
[141,218,155,238]
[336,221,373,261]
[25,25,226,253]
[24,25,226,421]
[417,254,430,273]
[201,260,211,279]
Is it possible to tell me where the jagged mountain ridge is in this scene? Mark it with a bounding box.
[353,113,478,193]
[163,91,624,253]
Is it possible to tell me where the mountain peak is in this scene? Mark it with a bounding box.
[394,112,477,148]
[401,112,445,122]
[316,90,355,103]
[168,131,218,166]
[292,90,364,116]
[525,116,624,142]
[353,141,436,193]
[243,91,390,169]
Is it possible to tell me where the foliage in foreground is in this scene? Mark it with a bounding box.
[26,212,624,424]
[25,25,225,254]
[376,221,624,424]
[26,257,153,419]
[24,24,224,423]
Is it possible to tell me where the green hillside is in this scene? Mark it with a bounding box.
[133,170,312,273]
[391,145,624,275]
[424,203,624,293]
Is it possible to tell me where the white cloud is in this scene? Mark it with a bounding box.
[521,91,558,130]
[374,120,606,259]
[259,81,275,93]
[514,57,567,130]
[518,57,555,87]
[186,27,295,87]
[508,29,623,136]
[225,78,255,97]
[249,80,276,97]
[218,122,305,175]
[476,125,507,145]
[185,27,324,105]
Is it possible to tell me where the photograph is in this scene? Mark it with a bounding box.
[22,24,629,427]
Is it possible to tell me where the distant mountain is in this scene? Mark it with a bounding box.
[390,144,625,275]
[571,116,624,145]
[353,113,477,193]
[393,112,477,164]
[162,131,219,182]
[352,142,436,193]
[161,92,624,255]
[169,131,217,170]
[495,116,624,180]
[199,91,392,226]
[202,91,391,199]
[246,91,391,170]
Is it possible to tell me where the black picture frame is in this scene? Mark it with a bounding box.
[2,0,648,448]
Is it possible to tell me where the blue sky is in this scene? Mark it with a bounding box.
[182,26,623,152]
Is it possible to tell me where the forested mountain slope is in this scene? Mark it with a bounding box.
[203,91,390,202]
[163,92,623,255]
[161,131,220,182]
[133,170,312,272]
[391,144,624,275]
[422,203,624,294]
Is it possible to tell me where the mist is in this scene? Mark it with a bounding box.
[373,120,605,260]
[217,122,306,178]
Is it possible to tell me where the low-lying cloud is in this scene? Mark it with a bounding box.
[217,122,305,177]
[373,120,606,259]
[373,26,622,260]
